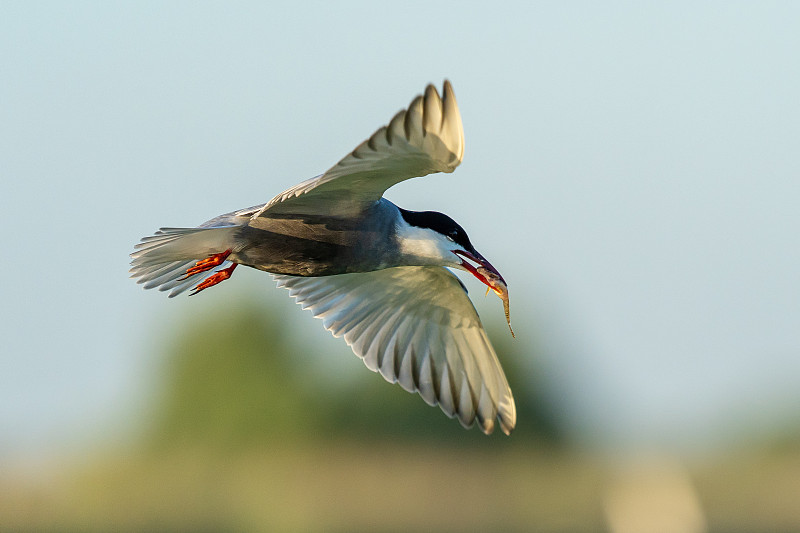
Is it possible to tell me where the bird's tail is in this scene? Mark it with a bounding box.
[129,225,240,297]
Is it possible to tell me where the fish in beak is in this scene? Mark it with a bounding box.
[454,249,515,338]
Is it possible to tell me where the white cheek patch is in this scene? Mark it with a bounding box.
[396,224,452,263]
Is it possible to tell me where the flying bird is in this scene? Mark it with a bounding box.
[130,81,516,435]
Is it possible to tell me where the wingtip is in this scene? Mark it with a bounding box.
[423,80,455,102]
[443,79,454,95]
[438,79,463,164]
[481,413,514,436]
[499,399,517,436]
[424,82,441,101]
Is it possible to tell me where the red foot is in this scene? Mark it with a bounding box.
[189,263,238,296]
[180,250,232,280]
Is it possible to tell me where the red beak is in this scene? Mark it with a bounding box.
[454,249,506,288]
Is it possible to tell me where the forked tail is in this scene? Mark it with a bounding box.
[130,226,241,297]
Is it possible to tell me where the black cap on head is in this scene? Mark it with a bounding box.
[399,208,474,250]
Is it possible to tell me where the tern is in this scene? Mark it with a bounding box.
[130,81,516,435]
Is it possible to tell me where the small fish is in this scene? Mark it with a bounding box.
[477,267,515,338]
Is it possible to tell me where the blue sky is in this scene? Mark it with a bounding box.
[2,2,799,459]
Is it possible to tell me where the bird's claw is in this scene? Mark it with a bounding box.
[179,250,232,280]
[189,263,237,296]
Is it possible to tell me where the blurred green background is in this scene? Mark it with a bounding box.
[2,2,800,532]
[2,288,799,532]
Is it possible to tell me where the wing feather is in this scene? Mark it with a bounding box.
[438,363,457,418]
[255,81,464,217]
[273,266,515,435]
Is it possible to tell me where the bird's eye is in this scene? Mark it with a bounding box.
[446,235,456,243]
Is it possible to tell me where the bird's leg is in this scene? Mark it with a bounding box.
[179,250,232,280]
[189,263,238,296]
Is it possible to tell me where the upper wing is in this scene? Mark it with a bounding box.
[273,266,515,435]
[255,80,464,217]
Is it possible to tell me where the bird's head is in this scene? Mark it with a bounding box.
[396,208,506,289]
